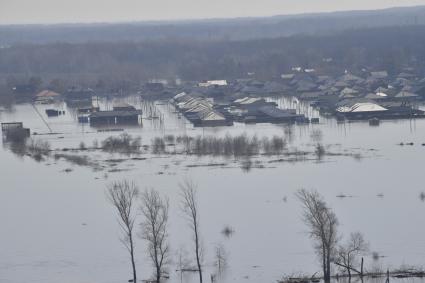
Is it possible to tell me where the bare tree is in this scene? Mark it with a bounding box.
[296,189,339,283]
[335,232,369,279]
[180,179,203,283]
[140,188,170,283]
[215,243,228,275]
[176,246,193,283]
[106,180,139,283]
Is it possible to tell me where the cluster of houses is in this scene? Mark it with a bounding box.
[166,69,425,121]
[18,67,425,128]
[279,69,425,120]
[171,91,309,127]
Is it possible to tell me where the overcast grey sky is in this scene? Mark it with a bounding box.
[1,0,425,24]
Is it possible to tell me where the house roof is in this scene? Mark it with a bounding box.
[113,102,134,109]
[281,74,295,80]
[259,105,297,118]
[337,102,387,113]
[341,73,364,83]
[36,90,60,97]
[234,97,263,105]
[395,91,418,98]
[364,93,387,100]
[90,110,142,118]
[370,71,388,79]
[191,108,225,121]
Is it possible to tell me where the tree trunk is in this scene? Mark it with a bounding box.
[347,258,351,279]
[325,250,331,283]
[360,257,364,278]
[195,226,203,283]
[156,265,161,283]
[130,235,137,283]
[322,246,327,283]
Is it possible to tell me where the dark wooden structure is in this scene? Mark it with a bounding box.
[89,110,142,126]
[1,122,30,139]
[45,109,65,117]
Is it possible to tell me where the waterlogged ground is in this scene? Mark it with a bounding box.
[1,97,425,283]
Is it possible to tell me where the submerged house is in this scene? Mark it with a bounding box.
[171,92,232,127]
[393,91,418,101]
[113,102,137,112]
[370,71,389,80]
[335,100,423,120]
[35,90,61,104]
[198,80,228,87]
[88,102,142,126]
[65,87,95,106]
[1,122,30,140]
[187,109,230,127]
[230,97,306,124]
[89,109,142,126]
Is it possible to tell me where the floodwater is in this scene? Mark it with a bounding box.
[1,96,425,283]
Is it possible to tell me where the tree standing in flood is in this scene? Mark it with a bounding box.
[335,232,369,279]
[107,180,139,283]
[140,188,170,283]
[297,189,339,283]
[180,179,203,283]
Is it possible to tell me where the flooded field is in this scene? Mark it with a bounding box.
[1,97,425,283]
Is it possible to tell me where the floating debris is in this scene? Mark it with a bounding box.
[221,225,235,238]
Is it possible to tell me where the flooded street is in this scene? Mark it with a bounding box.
[1,97,425,283]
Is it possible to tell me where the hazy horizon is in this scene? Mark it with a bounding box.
[1,0,425,25]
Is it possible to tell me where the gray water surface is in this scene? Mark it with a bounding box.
[1,98,425,283]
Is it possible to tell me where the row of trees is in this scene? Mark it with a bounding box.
[108,181,369,283]
[107,179,203,283]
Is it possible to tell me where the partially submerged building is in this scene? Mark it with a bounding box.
[230,97,307,124]
[65,87,95,106]
[1,122,30,140]
[35,90,61,104]
[335,100,424,120]
[172,92,232,127]
[198,80,228,87]
[86,102,143,126]
[89,109,142,126]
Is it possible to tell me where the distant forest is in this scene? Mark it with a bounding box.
[1,25,425,82]
[1,6,425,98]
[1,6,425,44]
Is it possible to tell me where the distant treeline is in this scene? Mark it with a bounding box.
[1,25,425,94]
[1,6,425,44]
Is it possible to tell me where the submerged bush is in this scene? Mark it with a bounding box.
[101,133,141,153]
[54,153,90,166]
[310,129,323,143]
[26,138,51,161]
[164,134,175,144]
[315,143,325,159]
[271,136,286,154]
[151,137,166,154]
[172,134,287,157]
[79,141,87,150]
[27,138,51,155]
